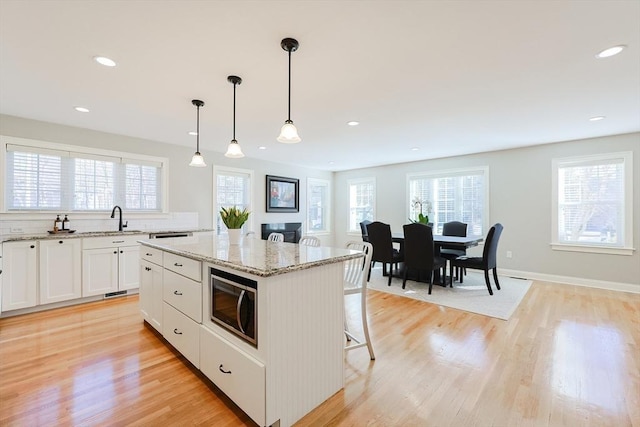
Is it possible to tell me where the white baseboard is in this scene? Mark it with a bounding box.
[499,268,640,294]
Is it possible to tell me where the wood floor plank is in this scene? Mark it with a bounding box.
[1,282,638,426]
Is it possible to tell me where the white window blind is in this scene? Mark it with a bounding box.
[5,142,164,212]
[554,152,631,250]
[307,178,330,233]
[348,178,375,232]
[214,167,252,235]
[408,167,487,236]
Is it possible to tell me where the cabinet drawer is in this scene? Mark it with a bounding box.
[141,246,163,265]
[163,269,201,322]
[200,326,265,426]
[163,252,201,281]
[82,235,141,249]
[163,302,200,369]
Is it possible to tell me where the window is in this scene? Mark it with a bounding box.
[407,167,488,237]
[307,178,330,233]
[3,138,166,212]
[348,178,375,232]
[552,152,633,255]
[214,166,253,235]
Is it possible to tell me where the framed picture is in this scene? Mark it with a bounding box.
[266,175,299,212]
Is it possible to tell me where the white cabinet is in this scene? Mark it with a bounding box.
[82,235,141,296]
[39,239,82,304]
[200,326,266,426]
[163,302,200,368]
[140,247,163,332]
[1,240,38,311]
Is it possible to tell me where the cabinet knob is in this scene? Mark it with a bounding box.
[59,240,63,244]
[113,251,118,254]
[120,250,123,254]
[219,364,232,374]
[30,245,35,249]
[173,328,183,335]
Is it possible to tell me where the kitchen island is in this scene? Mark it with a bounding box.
[138,232,363,427]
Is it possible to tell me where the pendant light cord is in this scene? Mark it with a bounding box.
[233,82,237,140]
[287,49,292,121]
[196,105,201,152]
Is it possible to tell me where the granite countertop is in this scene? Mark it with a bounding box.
[0,229,213,243]
[139,232,363,278]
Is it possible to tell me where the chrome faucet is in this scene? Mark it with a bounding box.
[110,205,128,232]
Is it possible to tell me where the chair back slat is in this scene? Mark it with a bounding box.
[267,232,284,242]
[344,241,373,293]
[299,236,320,247]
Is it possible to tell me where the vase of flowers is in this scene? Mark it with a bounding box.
[409,197,432,225]
[220,206,250,245]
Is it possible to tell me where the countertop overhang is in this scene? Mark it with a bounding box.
[139,232,363,277]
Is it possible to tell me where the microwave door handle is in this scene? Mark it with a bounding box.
[236,290,246,334]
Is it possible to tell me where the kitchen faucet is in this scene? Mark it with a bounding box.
[110,205,128,232]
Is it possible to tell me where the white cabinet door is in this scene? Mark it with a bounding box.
[1,241,38,311]
[39,239,82,304]
[82,247,118,296]
[119,245,140,290]
[140,259,163,332]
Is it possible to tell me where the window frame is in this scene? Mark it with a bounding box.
[1,135,168,214]
[551,151,634,256]
[306,177,331,235]
[347,177,376,233]
[213,165,254,236]
[406,166,489,237]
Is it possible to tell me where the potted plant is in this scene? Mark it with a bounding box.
[409,197,432,225]
[220,206,250,244]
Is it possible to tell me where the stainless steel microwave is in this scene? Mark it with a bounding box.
[209,268,257,347]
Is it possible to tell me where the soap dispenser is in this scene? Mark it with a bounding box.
[54,215,62,232]
[62,215,70,231]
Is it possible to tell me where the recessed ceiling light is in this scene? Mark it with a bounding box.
[411,147,419,151]
[328,161,335,165]
[259,146,267,150]
[347,121,359,126]
[94,56,116,67]
[596,45,626,58]
[188,131,198,136]
[74,106,90,113]
[589,116,606,121]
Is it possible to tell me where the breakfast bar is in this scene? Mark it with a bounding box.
[138,232,362,427]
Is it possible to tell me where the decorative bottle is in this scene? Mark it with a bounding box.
[62,215,69,231]
[54,215,62,232]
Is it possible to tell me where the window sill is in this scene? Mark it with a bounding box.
[551,243,635,256]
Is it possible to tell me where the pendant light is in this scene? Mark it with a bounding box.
[189,99,206,167]
[277,37,301,143]
[225,75,245,158]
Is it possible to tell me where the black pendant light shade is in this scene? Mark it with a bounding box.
[189,99,206,167]
[277,37,301,143]
[225,75,245,158]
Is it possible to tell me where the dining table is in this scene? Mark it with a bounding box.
[389,232,484,285]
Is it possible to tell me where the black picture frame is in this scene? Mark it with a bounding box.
[266,175,299,212]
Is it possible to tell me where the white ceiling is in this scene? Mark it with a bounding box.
[1,1,639,171]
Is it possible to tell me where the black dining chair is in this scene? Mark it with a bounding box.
[440,221,468,284]
[402,223,447,294]
[366,221,404,286]
[450,223,504,295]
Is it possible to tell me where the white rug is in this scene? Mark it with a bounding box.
[367,267,532,320]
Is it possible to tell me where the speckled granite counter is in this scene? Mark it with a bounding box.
[0,229,213,243]
[139,232,362,277]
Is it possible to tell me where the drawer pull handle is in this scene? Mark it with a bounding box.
[113,251,118,254]
[173,290,183,296]
[174,263,183,267]
[146,253,153,256]
[173,328,182,335]
[145,267,151,271]
[219,364,232,374]
[113,240,125,243]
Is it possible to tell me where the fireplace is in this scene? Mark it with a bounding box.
[261,222,302,243]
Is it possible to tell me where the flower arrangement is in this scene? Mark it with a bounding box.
[410,197,432,225]
[220,206,250,229]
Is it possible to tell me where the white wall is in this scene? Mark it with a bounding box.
[0,115,333,244]
[333,133,640,290]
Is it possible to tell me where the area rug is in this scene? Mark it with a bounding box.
[367,267,532,320]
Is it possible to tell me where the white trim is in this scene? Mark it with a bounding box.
[550,243,635,256]
[307,177,331,235]
[212,165,254,235]
[499,268,639,294]
[347,177,376,233]
[551,151,633,251]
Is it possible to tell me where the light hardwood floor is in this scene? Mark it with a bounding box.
[1,281,638,426]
